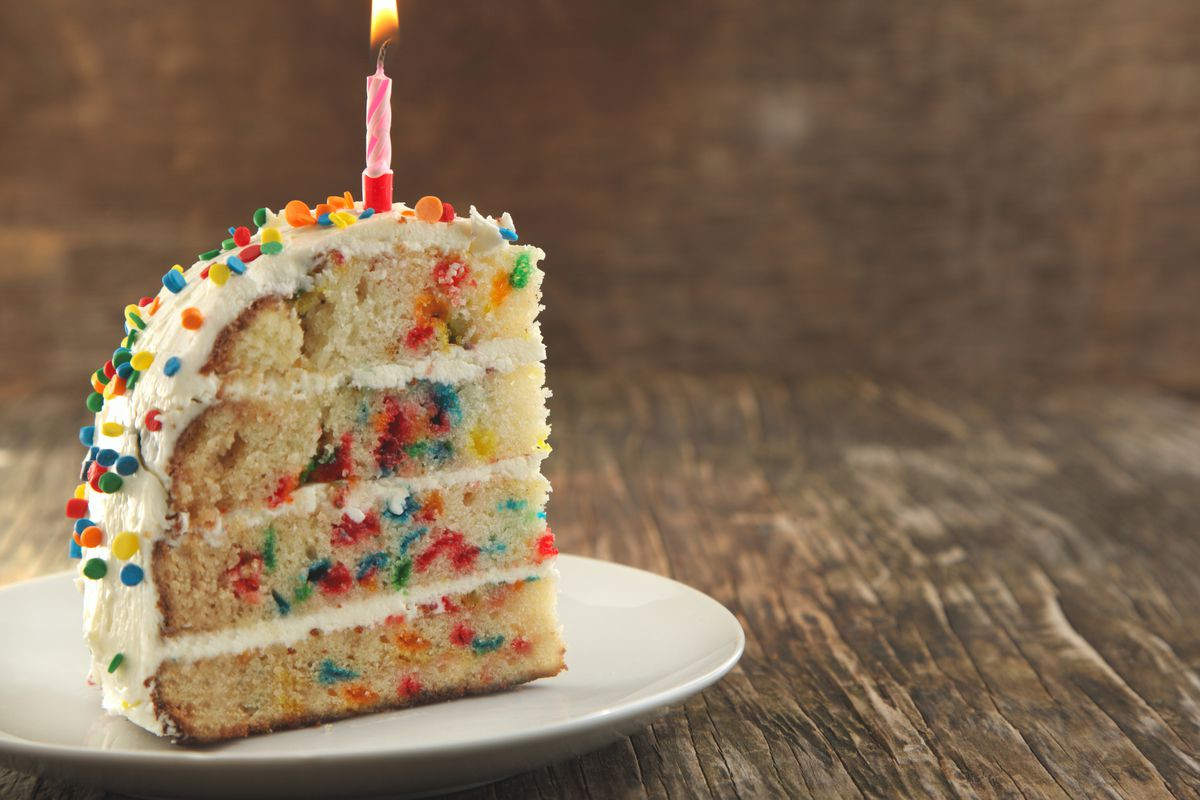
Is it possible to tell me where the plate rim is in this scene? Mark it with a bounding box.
[0,554,745,769]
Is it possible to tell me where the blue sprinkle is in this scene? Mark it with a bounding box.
[88,446,99,459]
[524,574,541,582]
[271,589,291,616]
[536,510,547,520]
[316,659,359,685]
[306,559,332,583]
[499,227,518,241]
[116,362,133,379]
[226,256,247,275]
[228,226,238,236]
[163,357,181,377]
[356,551,390,580]
[358,208,375,220]
[96,449,118,467]
[317,213,333,227]
[74,518,94,534]
[382,495,420,525]
[498,498,528,512]
[69,538,83,559]
[119,563,144,586]
[162,270,186,294]
[79,426,95,447]
[397,527,428,556]
[115,455,139,476]
[471,634,505,654]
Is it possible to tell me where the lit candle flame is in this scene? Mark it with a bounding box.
[370,0,399,51]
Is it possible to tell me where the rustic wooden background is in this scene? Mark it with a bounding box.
[1,1,1199,798]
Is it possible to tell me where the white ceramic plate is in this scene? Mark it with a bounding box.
[0,554,743,799]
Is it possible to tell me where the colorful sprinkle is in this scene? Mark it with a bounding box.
[101,422,124,437]
[261,227,282,244]
[316,659,360,685]
[82,558,107,579]
[253,207,269,227]
[73,518,94,534]
[96,448,118,467]
[79,526,103,548]
[222,237,236,251]
[130,351,154,371]
[271,589,291,615]
[358,208,375,220]
[233,226,252,247]
[144,409,162,431]
[79,426,95,446]
[317,213,333,227]
[163,357,181,377]
[115,455,139,476]
[85,391,104,413]
[181,307,204,330]
[98,472,123,493]
[226,256,247,275]
[330,210,355,228]
[107,653,124,673]
[238,244,262,263]
[112,532,139,560]
[209,262,231,285]
[261,241,283,255]
[162,269,186,293]
[112,348,132,367]
[119,563,144,586]
[66,498,89,518]
[68,538,82,559]
[499,227,518,241]
[285,200,316,227]
[116,362,133,380]
[199,248,221,260]
[415,195,443,222]
[439,202,456,222]
[510,252,532,288]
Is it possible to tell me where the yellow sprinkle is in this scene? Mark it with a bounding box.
[470,426,498,459]
[74,483,87,500]
[124,304,141,319]
[171,264,184,274]
[261,227,282,244]
[210,263,231,286]
[330,211,355,228]
[130,352,154,371]
[111,532,139,560]
[120,336,130,349]
[101,422,124,437]
[120,700,142,710]
[536,438,552,453]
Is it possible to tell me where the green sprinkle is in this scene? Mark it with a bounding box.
[293,583,313,604]
[262,526,277,572]
[125,329,139,347]
[253,207,268,227]
[509,252,532,289]
[82,558,107,580]
[261,241,283,255]
[127,313,145,330]
[221,237,236,251]
[392,557,412,590]
[98,472,123,493]
[94,368,110,386]
[198,248,221,260]
[125,370,141,391]
[112,349,132,367]
[107,653,124,673]
[271,589,290,616]
[86,392,104,413]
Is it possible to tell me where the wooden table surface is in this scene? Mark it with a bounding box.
[2,373,1199,799]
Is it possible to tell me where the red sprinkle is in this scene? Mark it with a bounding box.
[66,498,89,518]
[441,594,460,613]
[268,475,298,508]
[200,265,211,280]
[144,409,162,432]
[103,361,115,379]
[405,323,435,351]
[239,244,262,263]
[233,226,252,247]
[225,551,264,603]
[138,296,154,307]
[319,562,353,595]
[450,623,474,647]
[535,530,559,562]
[330,510,380,548]
[439,203,456,222]
[399,675,422,697]
[415,529,480,573]
[511,636,531,654]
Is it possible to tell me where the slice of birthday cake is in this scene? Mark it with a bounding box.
[66,195,564,741]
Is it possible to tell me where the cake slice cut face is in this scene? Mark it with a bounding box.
[68,200,563,741]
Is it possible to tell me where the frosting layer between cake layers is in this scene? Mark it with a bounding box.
[73,201,558,736]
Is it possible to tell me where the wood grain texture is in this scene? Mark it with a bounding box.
[1,0,1199,393]
[2,375,1199,798]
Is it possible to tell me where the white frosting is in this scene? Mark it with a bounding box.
[76,203,548,736]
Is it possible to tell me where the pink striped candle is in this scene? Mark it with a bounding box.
[363,56,393,211]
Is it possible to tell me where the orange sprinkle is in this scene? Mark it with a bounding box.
[414,196,443,223]
[327,195,348,210]
[148,297,162,317]
[314,202,334,217]
[343,191,355,208]
[181,307,204,330]
[490,271,511,309]
[400,209,415,217]
[342,684,380,706]
[284,200,317,227]
[103,376,127,399]
[80,526,103,548]
[72,531,83,546]
[91,374,105,393]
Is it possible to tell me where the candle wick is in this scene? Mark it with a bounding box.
[376,39,391,72]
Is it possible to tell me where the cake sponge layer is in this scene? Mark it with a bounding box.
[155,472,554,636]
[169,365,548,527]
[152,576,564,741]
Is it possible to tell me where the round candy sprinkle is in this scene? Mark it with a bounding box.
[86,392,104,413]
[181,307,204,330]
[358,208,375,220]
[112,532,139,560]
[107,653,124,672]
[90,375,104,393]
[238,244,261,263]
[199,247,221,260]
[222,237,236,251]
[162,269,187,293]
[233,226,252,246]
[253,207,269,227]
[101,422,124,437]
[317,213,333,227]
[144,409,162,431]
[66,498,89,518]
[439,202,456,222]
[102,377,124,399]
[130,351,154,371]
[68,538,82,559]
[79,426,95,446]
[285,200,316,227]
[82,558,107,579]
[499,227,518,242]
[80,526,102,548]
[261,227,282,244]
[112,348,132,367]
[74,518,94,534]
[96,448,118,467]
[115,455,139,476]
[415,196,443,222]
[261,241,283,255]
[163,356,181,377]
[226,256,247,275]
[98,472,123,493]
[116,362,133,380]
[119,564,144,587]
[94,368,110,386]
[209,262,231,285]
[103,361,115,379]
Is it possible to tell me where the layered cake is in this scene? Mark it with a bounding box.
[64,195,564,741]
